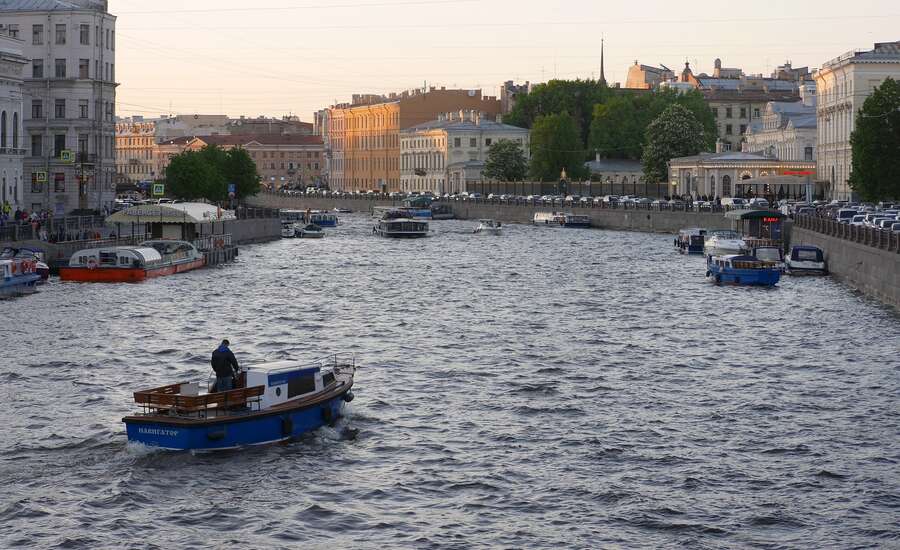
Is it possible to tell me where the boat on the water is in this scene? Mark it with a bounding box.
[296,223,324,238]
[562,214,591,228]
[60,240,205,282]
[122,354,357,451]
[474,219,502,235]
[785,245,827,275]
[1,247,50,280]
[703,230,747,256]
[305,211,338,227]
[373,209,429,238]
[281,220,296,238]
[334,207,353,214]
[0,257,41,297]
[674,228,706,254]
[706,254,781,286]
[752,245,785,271]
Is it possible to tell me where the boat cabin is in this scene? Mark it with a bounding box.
[726,209,785,244]
[69,246,163,268]
[790,246,824,263]
[707,254,778,270]
[245,361,332,409]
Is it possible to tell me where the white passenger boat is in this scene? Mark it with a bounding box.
[474,219,502,235]
[373,209,428,238]
[704,230,747,256]
[533,212,564,225]
[296,224,324,238]
[281,221,296,238]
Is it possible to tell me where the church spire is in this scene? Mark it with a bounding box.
[599,38,607,86]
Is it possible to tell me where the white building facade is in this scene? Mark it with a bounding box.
[0,31,26,211]
[744,86,817,162]
[816,41,900,201]
[0,0,117,215]
[400,112,529,194]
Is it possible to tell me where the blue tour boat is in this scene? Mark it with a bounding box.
[123,354,356,451]
[706,254,781,286]
[305,211,338,227]
[0,257,42,297]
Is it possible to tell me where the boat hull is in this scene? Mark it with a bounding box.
[60,258,205,282]
[123,391,349,451]
[0,274,41,297]
[707,266,781,286]
[785,261,827,275]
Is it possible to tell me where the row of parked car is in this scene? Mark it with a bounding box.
[832,205,900,232]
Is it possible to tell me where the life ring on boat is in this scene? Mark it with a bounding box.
[86,258,98,270]
[214,238,224,249]
[342,391,354,403]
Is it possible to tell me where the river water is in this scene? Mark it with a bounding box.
[2,215,899,549]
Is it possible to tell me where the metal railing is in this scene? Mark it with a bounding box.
[0,215,106,242]
[795,214,900,253]
[193,233,233,251]
[235,206,280,219]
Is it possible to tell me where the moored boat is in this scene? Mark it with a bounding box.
[60,240,205,282]
[785,245,827,275]
[1,247,50,280]
[296,223,325,238]
[373,209,429,238]
[703,230,747,256]
[674,228,706,254]
[122,354,357,451]
[706,254,781,286]
[533,212,565,225]
[0,257,41,297]
[474,219,502,235]
[305,211,339,227]
[281,220,297,238]
[562,214,591,228]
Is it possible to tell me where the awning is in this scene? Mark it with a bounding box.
[725,209,785,220]
[106,203,236,224]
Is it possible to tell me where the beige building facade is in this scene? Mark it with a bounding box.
[327,88,501,192]
[0,32,27,211]
[115,118,155,183]
[669,151,817,200]
[744,91,817,162]
[815,41,900,200]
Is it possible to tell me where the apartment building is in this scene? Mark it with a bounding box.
[327,88,501,192]
[115,117,156,183]
[0,31,27,210]
[0,0,117,214]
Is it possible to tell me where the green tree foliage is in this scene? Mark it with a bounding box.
[589,89,715,160]
[503,79,608,145]
[165,145,259,201]
[641,104,708,183]
[483,139,528,181]
[849,77,900,201]
[529,112,589,181]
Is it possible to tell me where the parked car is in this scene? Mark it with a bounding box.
[835,208,858,223]
[878,218,898,230]
[748,197,770,208]
[891,222,900,234]
[850,215,867,226]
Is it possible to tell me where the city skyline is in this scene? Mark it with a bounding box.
[111,0,900,120]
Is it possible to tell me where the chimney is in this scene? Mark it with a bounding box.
[595,151,601,162]
[741,141,749,153]
[715,139,724,154]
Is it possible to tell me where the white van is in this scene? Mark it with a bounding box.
[721,197,748,209]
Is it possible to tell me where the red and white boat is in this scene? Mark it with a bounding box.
[60,240,205,282]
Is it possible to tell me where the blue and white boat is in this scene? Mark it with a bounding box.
[674,228,706,254]
[563,214,591,228]
[706,254,781,286]
[306,211,338,227]
[0,257,42,297]
[123,354,356,451]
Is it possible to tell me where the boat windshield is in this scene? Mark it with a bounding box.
[755,248,782,262]
[794,248,822,261]
[710,230,741,239]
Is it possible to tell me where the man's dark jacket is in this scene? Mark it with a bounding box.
[211,345,239,377]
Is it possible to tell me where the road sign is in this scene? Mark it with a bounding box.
[152,183,165,196]
[227,183,236,194]
[61,149,73,163]
[34,171,47,183]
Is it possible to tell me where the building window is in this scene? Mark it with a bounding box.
[753,108,760,118]
[725,124,733,135]
[31,100,42,119]
[711,107,718,118]
[8,24,19,39]
[31,172,42,193]
[78,134,88,155]
[54,134,66,157]
[32,59,43,78]
[54,172,65,192]
[31,134,42,157]
[804,146,813,161]
[469,138,477,147]
[740,124,746,134]
[725,107,732,118]
[739,107,747,119]
[80,23,90,45]
[723,141,732,151]
[453,137,460,148]
[105,29,110,49]
[32,24,43,45]
[12,113,18,148]
[55,59,66,78]
[55,99,65,119]
[79,100,88,119]
[485,138,492,146]
[55,24,66,44]
[79,59,89,79]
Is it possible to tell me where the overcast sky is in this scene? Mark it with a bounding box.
[112,0,899,121]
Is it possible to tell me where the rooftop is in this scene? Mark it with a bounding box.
[0,0,108,12]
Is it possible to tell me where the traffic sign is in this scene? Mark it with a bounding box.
[34,171,47,183]
[152,183,165,196]
[61,149,73,163]
[227,183,236,194]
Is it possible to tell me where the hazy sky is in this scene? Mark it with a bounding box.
[112,0,899,121]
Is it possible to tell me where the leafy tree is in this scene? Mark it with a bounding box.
[641,103,708,183]
[165,145,259,201]
[529,112,589,181]
[503,79,609,145]
[484,139,528,181]
[850,77,900,201]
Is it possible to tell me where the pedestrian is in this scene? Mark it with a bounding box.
[210,339,240,392]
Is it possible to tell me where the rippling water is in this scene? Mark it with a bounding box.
[2,215,899,549]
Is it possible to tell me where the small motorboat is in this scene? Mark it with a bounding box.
[474,219,502,235]
[334,207,353,214]
[281,220,297,238]
[296,223,324,238]
[704,230,747,256]
[1,247,50,281]
[0,257,41,297]
[706,254,781,286]
[785,245,827,275]
[122,354,357,451]
[674,228,706,254]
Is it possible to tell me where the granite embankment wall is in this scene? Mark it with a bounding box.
[792,226,900,310]
[247,194,733,233]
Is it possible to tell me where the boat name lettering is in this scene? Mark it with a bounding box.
[137,427,179,437]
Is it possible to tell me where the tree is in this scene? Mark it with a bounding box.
[850,77,900,201]
[641,103,708,183]
[503,79,609,145]
[529,112,589,181]
[164,145,259,202]
[484,139,528,181]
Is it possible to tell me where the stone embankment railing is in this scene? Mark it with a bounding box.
[794,214,900,253]
[0,215,107,242]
